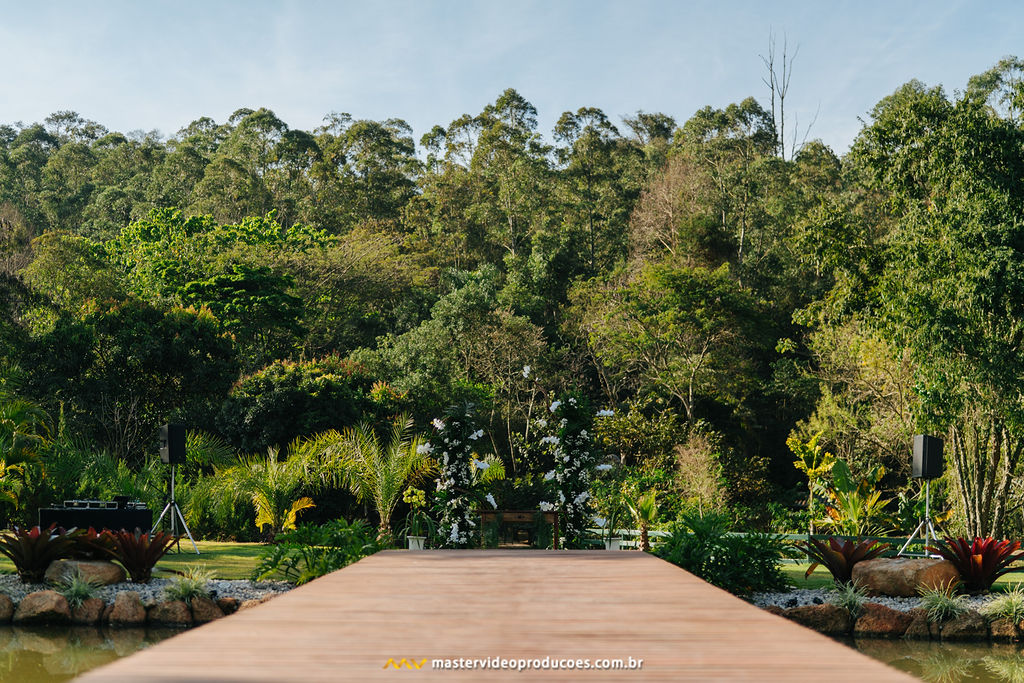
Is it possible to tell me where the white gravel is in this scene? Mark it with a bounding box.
[0,573,293,607]
[751,587,996,613]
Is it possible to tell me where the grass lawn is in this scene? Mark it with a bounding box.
[0,541,269,581]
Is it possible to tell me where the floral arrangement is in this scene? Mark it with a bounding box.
[429,404,484,548]
[537,394,601,547]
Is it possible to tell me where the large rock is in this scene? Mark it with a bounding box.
[853,602,914,638]
[216,597,239,615]
[940,610,988,641]
[108,591,146,627]
[13,590,71,624]
[852,557,960,597]
[782,604,852,635]
[44,559,126,586]
[0,594,14,623]
[902,607,935,640]
[989,618,1021,642]
[148,600,192,626]
[190,596,224,624]
[71,597,105,625]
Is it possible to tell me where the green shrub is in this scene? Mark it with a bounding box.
[828,581,868,617]
[919,580,969,622]
[165,566,214,605]
[653,512,791,596]
[103,529,177,583]
[253,518,380,585]
[57,570,100,609]
[981,584,1024,622]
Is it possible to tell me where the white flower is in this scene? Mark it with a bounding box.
[535,418,547,428]
[540,435,559,445]
[574,491,590,505]
[522,365,531,379]
[596,409,615,417]
[432,418,445,430]
[485,493,497,509]
[549,400,561,413]
[543,470,556,481]
[538,501,555,512]
[468,429,484,441]
[568,397,577,405]
[558,490,566,504]
[416,442,433,455]
[580,429,588,438]
[595,464,612,471]
[472,459,490,470]
[449,524,460,542]
[592,516,607,528]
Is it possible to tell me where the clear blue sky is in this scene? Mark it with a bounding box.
[1,0,1020,154]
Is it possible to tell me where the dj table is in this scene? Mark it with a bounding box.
[38,500,152,533]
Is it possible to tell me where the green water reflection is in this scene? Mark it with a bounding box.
[0,625,177,682]
[850,638,1024,683]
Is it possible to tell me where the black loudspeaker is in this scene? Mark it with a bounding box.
[160,424,186,465]
[912,434,943,479]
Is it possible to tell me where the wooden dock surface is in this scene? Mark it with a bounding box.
[76,550,914,681]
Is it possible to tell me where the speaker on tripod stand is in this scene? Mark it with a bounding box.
[898,435,944,557]
[154,424,199,554]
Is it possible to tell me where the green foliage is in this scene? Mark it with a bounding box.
[918,580,970,622]
[216,356,376,453]
[981,584,1024,622]
[653,512,791,596]
[164,566,214,605]
[926,537,1024,593]
[827,581,868,618]
[252,518,379,585]
[820,460,893,537]
[796,536,890,586]
[57,570,100,609]
[103,529,177,583]
[0,525,82,583]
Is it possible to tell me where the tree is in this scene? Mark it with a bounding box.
[303,416,435,540]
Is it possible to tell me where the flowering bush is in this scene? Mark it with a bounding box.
[537,394,599,547]
[429,405,484,548]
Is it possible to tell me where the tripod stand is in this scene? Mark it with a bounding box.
[153,463,199,554]
[898,479,942,558]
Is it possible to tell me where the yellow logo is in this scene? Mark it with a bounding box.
[383,658,427,670]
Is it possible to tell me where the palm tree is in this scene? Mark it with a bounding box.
[302,415,436,541]
[625,490,658,552]
[0,398,51,512]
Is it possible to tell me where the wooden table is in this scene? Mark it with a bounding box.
[478,509,560,549]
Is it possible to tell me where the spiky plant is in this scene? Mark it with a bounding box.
[828,580,869,617]
[797,536,891,585]
[58,569,101,609]
[104,529,176,583]
[981,584,1024,622]
[0,525,81,583]
[918,579,969,622]
[926,537,1024,593]
[164,565,214,605]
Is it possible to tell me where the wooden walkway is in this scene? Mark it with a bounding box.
[77,550,914,681]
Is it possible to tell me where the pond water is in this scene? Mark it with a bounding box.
[0,625,177,682]
[848,638,1024,682]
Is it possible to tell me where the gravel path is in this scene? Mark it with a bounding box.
[751,587,996,613]
[0,573,293,607]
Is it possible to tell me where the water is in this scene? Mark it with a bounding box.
[849,638,1024,682]
[0,625,178,682]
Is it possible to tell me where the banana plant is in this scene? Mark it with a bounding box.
[788,432,835,535]
[820,460,894,538]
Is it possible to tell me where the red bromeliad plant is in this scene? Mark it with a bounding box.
[797,536,891,585]
[926,537,1024,593]
[102,529,178,583]
[0,525,83,583]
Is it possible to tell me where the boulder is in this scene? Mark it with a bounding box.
[190,596,224,624]
[71,597,105,625]
[13,590,71,624]
[782,604,852,635]
[853,602,914,638]
[940,610,988,641]
[44,559,126,586]
[902,607,934,640]
[148,600,192,626]
[0,594,15,623]
[108,591,146,627]
[989,618,1020,642]
[762,605,784,617]
[238,598,261,611]
[852,557,960,597]
[216,597,239,615]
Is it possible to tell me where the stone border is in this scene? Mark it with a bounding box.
[0,589,281,628]
[765,601,1022,642]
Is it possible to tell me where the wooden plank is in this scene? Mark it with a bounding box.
[76,550,915,682]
